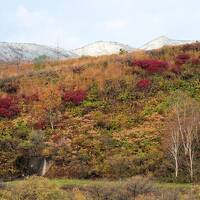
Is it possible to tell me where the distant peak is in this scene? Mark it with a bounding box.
[158,35,169,39]
[141,36,195,50]
[71,40,134,56]
[154,36,170,41]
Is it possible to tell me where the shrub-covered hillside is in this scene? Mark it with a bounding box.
[0,42,200,182]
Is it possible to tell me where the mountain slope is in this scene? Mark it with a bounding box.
[1,42,200,181]
[140,36,195,50]
[0,42,77,62]
[72,41,135,56]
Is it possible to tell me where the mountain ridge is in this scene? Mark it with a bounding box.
[140,36,195,50]
[0,36,198,62]
[0,42,77,63]
[71,41,135,57]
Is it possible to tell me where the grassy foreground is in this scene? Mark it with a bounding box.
[51,178,193,189]
[2,177,200,200]
[10,177,194,189]
[52,178,112,187]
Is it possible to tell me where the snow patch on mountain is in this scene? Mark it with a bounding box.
[140,36,195,50]
[0,42,77,62]
[0,36,198,62]
[71,41,135,56]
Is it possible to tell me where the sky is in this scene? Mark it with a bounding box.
[0,0,200,49]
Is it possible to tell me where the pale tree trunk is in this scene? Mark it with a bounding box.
[188,141,194,182]
[175,158,178,178]
[189,149,193,181]
[48,110,54,130]
[175,101,199,182]
[49,117,54,130]
[170,128,180,180]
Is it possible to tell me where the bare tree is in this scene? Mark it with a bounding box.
[169,127,180,179]
[175,99,200,181]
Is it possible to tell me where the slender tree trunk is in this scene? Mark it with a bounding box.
[50,118,54,130]
[189,149,193,182]
[49,111,54,130]
[170,129,180,180]
[175,157,178,179]
[174,98,199,183]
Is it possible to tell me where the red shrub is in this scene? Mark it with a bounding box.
[34,120,46,130]
[62,90,86,105]
[176,54,190,60]
[175,59,185,66]
[175,54,190,66]
[191,58,200,65]
[51,133,61,143]
[0,96,19,118]
[136,79,151,90]
[170,64,181,74]
[182,43,200,52]
[133,59,168,73]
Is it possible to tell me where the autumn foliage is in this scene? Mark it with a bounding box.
[182,42,200,51]
[62,90,87,105]
[133,59,168,73]
[34,120,46,130]
[0,41,200,181]
[0,96,19,118]
[175,54,191,66]
[191,58,200,65]
[21,94,39,103]
[136,79,151,90]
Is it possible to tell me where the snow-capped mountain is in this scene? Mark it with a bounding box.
[140,36,195,50]
[71,41,135,57]
[0,37,197,63]
[0,42,77,62]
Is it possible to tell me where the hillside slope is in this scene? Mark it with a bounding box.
[0,42,200,182]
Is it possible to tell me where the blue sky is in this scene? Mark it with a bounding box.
[0,0,200,49]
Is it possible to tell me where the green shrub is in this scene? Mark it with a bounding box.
[78,176,154,200]
[0,176,69,200]
[124,176,153,199]
[87,83,100,101]
[33,55,48,71]
[117,90,131,101]
[119,48,128,55]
